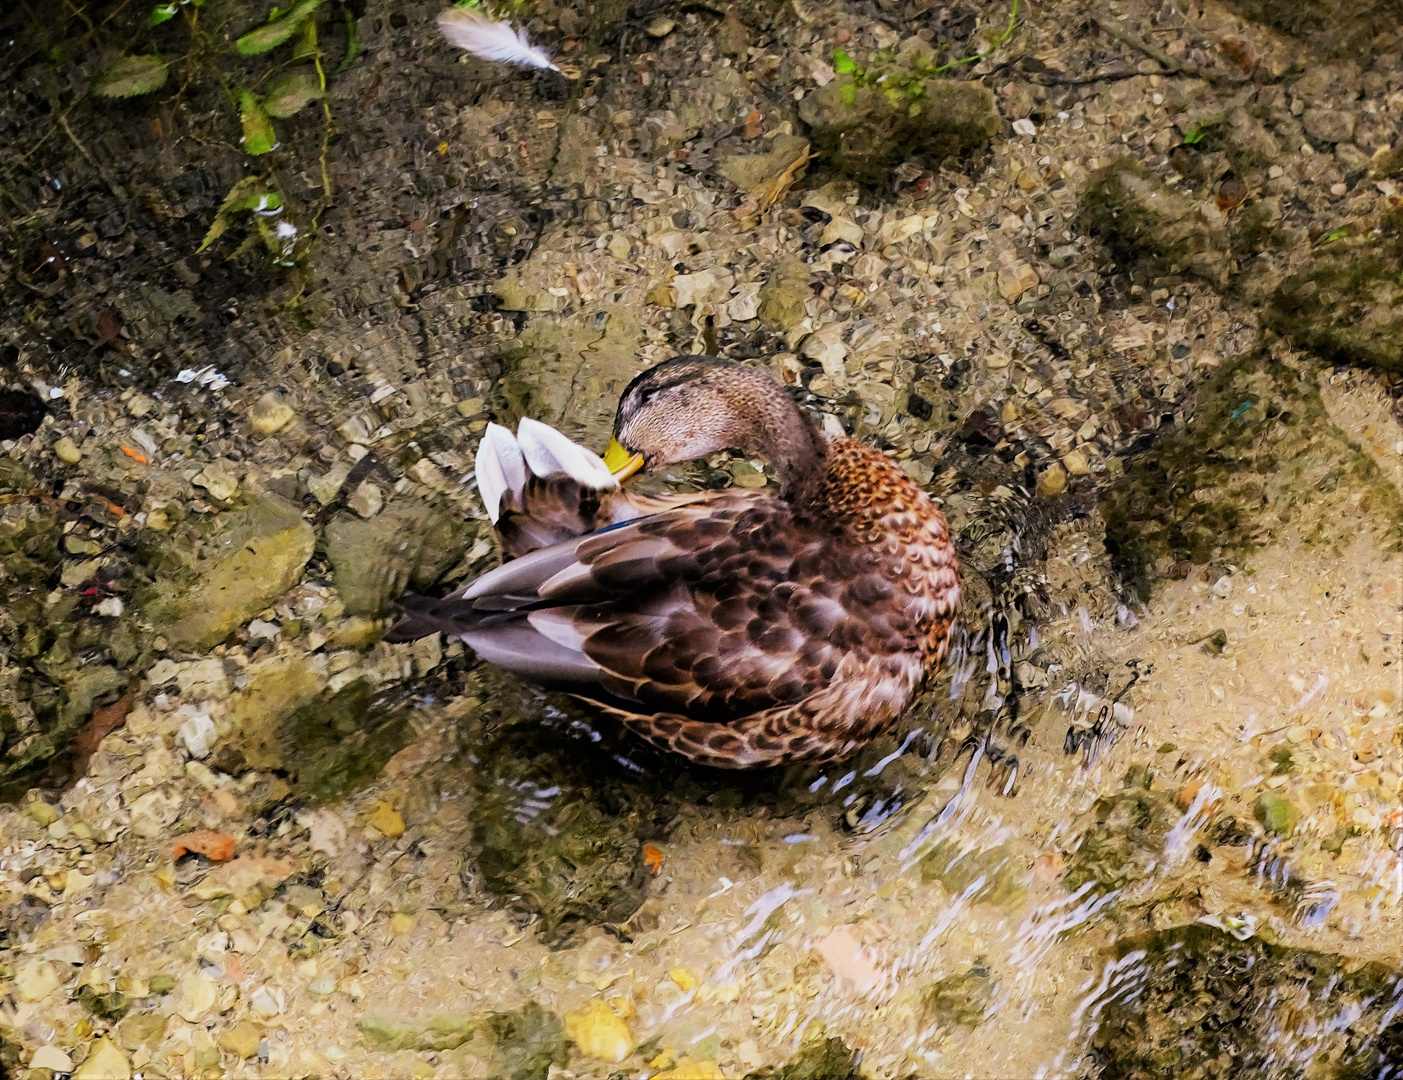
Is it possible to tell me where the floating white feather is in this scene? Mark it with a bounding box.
[437,7,559,71]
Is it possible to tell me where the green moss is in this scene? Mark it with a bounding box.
[1217,0,1401,57]
[150,495,315,651]
[271,680,412,805]
[918,838,1027,908]
[0,508,148,798]
[1065,785,1181,893]
[359,1002,567,1079]
[1100,352,1403,598]
[75,984,130,1022]
[468,690,665,946]
[1254,790,1300,837]
[323,503,471,618]
[1079,159,1230,286]
[1266,210,1403,373]
[744,1038,862,1079]
[1090,923,1403,1078]
[922,964,996,1029]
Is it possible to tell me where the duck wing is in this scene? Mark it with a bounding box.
[476,417,705,558]
[390,493,935,726]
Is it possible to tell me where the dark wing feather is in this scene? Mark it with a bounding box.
[496,475,710,559]
[389,491,934,727]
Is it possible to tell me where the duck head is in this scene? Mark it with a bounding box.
[602,356,828,496]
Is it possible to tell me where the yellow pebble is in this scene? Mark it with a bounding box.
[563,999,633,1063]
[390,912,415,936]
[668,968,697,992]
[366,801,405,838]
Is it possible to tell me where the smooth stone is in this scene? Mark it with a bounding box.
[30,1046,74,1073]
[249,390,295,435]
[15,959,59,1002]
[73,1038,131,1080]
[54,436,82,463]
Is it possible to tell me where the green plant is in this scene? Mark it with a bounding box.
[829,0,1019,106]
[88,0,357,271]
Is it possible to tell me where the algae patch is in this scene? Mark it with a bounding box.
[323,503,472,618]
[742,1037,862,1079]
[359,1002,568,1079]
[1100,352,1403,596]
[465,681,670,946]
[222,674,412,804]
[1088,923,1403,1077]
[1078,159,1230,287]
[1267,210,1403,374]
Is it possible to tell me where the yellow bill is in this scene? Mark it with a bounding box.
[602,434,644,481]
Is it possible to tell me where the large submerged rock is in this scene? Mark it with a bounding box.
[154,496,314,651]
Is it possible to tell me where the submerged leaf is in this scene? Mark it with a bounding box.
[262,72,324,117]
[336,6,361,71]
[236,0,324,55]
[198,176,283,253]
[293,17,319,59]
[239,89,277,155]
[91,54,169,98]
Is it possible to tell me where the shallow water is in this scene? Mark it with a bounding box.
[2,0,1403,1076]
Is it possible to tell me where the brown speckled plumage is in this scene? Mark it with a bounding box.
[389,357,960,769]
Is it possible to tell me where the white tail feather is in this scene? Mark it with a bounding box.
[516,417,619,490]
[436,8,558,71]
[476,422,527,523]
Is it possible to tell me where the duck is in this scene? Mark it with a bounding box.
[387,356,960,769]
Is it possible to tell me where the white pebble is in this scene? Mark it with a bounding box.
[179,713,217,759]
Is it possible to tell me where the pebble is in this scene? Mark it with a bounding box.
[997,262,1039,302]
[646,16,675,36]
[563,999,633,1063]
[1035,462,1067,499]
[1301,107,1355,144]
[348,480,384,518]
[367,801,405,838]
[192,465,239,502]
[1063,449,1090,475]
[179,713,217,759]
[249,389,296,435]
[72,1037,131,1080]
[250,986,283,1018]
[24,799,59,827]
[218,1021,264,1059]
[54,435,82,463]
[116,1012,168,1051]
[30,1046,74,1073]
[175,970,219,1022]
[307,972,338,996]
[15,959,59,1002]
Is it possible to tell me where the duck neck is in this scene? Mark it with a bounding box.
[758,397,829,502]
